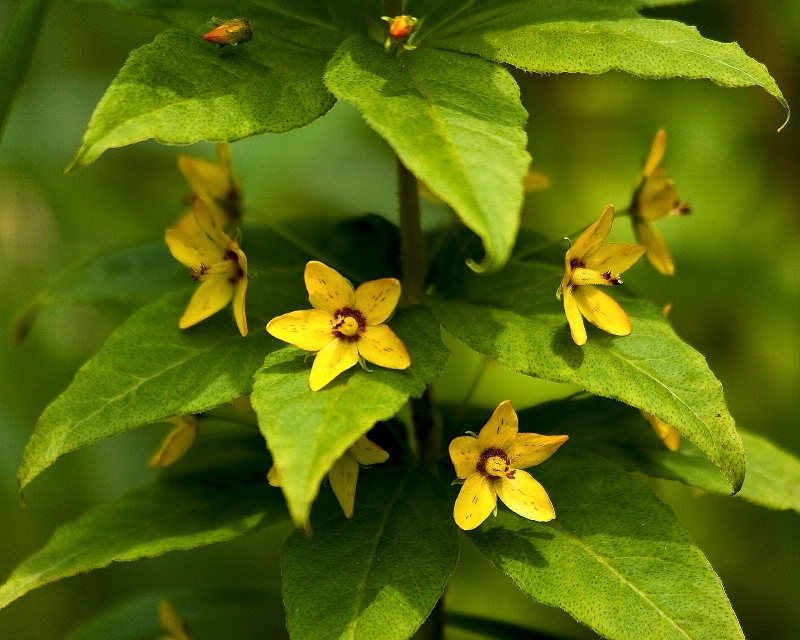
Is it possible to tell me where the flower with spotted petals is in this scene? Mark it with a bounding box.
[266,261,410,391]
[556,204,645,346]
[449,400,568,531]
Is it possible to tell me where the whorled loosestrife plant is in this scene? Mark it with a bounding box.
[2,1,796,640]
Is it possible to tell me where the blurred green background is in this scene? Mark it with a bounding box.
[1,1,798,638]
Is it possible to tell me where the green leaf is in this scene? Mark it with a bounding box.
[426,254,746,492]
[281,468,458,640]
[423,2,788,127]
[251,306,449,526]
[523,396,800,514]
[68,29,335,170]
[18,267,307,490]
[325,36,530,273]
[1,433,287,610]
[0,0,53,143]
[468,448,744,640]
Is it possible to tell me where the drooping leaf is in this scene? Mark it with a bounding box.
[17,268,307,490]
[419,1,788,126]
[325,36,530,273]
[252,306,449,526]
[68,29,335,170]
[1,433,287,610]
[521,396,800,514]
[426,253,746,492]
[468,447,744,640]
[281,468,458,640]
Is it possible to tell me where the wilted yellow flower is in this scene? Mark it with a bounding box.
[630,129,690,275]
[556,204,645,346]
[449,400,568,531]
[157,600,191,640]
[147,416,199,468]
[266,261,410,391]
[268,435,389,518]
[165,199,248,336]
[174,142,241,234]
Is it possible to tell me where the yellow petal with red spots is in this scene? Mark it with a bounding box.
[305,261,355,315]
[496,469,555,522]
[179,277,234,329]
[477,399,518,450]
[507,433,569,470]
[349,435,389,466]
[453,473,497,531]
[572,286,631,337]
[328,452,359,518]
[358,324,410,370]
[584,243,645,276]
[267,309,334,352]
[354,278,401,325]
[309,338,359,390]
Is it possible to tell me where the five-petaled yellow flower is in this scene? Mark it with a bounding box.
[266,261,411,391]
[630,129,690,276]
[556,204,645,346]
[165,198,249,336]
[449,400,568,531]
[268,435,389,518]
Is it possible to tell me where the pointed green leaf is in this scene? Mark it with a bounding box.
[523,396,800,514]
[1,434,287,610]
[468,448,744,640]
[18,268,307,490]
[69,29,335,170]
[423,2,787,126]
[325,36,530,272]
[281,468,458,640]
[251,306,449,526]
[426,255,746,492]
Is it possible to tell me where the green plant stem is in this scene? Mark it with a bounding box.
[397,157,424,306]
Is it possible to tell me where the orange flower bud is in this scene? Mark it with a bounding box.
[381,15,420,52]
[204,18,253,47]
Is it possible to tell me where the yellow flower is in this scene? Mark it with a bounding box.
[165,198,249,336]
[630,129,690,276]
[157,600,191,640]
[268,435,389,518]
[266,261,410,391]
[449,400,568,531]
[641,411,681,452]
[174,142,241,234]
[556,204,645,346]
[147,415,199,468]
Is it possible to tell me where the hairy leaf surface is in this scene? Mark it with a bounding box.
[469,448,744,640]
[326,36,530,273]
[2,435,286,610]
[281,468,458,640]
[18,269,306,489]
[252,306,449,526]
[427,254,745,491]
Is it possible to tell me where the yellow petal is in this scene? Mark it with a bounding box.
[267,309,334,351]
[584,242,645,276]
[642,411,681,452]
[165,228,224,269]
[563,288,587,346]
[309,339,359,390]
[354,278,401,324]
[147,416,198,468]
[570,204,614,259]
[448,435,483,479]
[496,470,555,522]
[267,465,281,487]
[179,277,234,329]
[638,169,678,222]
[635,222,675,276]
[573,286,631,337]
[232,279,248,337]
[305,261,355,315]
[349,435,389,465]
[358,324,410,370]
[171,210,203,235]
[477,400,518,450]
[158,600,191,640]
[523,168,551,192]
[178,154,232,203]
[328,452,359,518]
[507,433,568,470]
[453,473,497,531]
[642,128,666,177]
